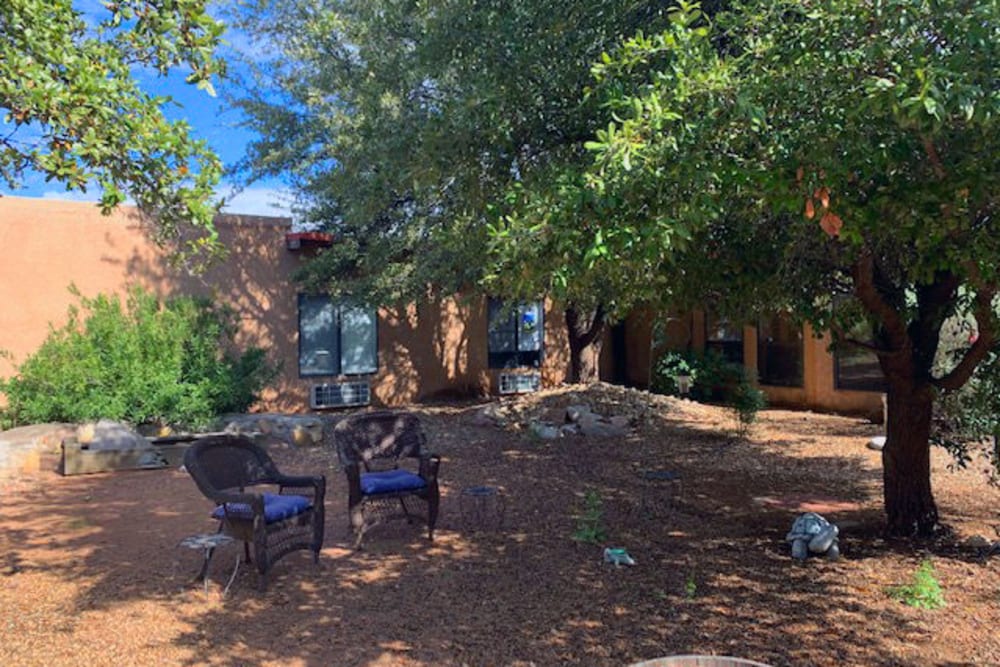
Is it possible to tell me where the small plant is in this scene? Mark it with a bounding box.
[684,572,697,599]
[887,559,946,610]
[729,377,768,439]
[572,490,607,544]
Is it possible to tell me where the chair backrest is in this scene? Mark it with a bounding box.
[184,435,278,496]
[334,411,426,469]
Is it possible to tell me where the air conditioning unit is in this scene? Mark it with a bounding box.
[310,381,371,409]
[498,372,541,395]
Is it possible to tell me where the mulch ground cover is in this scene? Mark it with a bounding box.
[1,383,998,667]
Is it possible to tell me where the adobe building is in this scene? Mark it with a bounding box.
[0,196,883,417]
[0,196,570,411]
[608,309,885,419]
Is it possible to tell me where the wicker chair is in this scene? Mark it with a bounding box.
[183,435,326,590]
[334,411,440,548]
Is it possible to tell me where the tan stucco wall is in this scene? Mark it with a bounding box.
[644,308,883,417]
[0,197,573,413]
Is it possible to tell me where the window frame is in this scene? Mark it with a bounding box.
[297,294,379,378]
[487,298,545,369]
[704,313,744,365]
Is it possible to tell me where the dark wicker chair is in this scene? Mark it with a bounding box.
[183,435,325,590]
[334,411,440,548]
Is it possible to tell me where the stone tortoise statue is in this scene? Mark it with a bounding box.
[785,512,840,561]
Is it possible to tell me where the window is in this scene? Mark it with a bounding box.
[705,313,744,364]
[834,321,886,391]
[488,299,544,369]
[757,313,803,387]
[298,295,378,377]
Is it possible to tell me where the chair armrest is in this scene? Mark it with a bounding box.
[419,454,441,482]
[275,473,325,494]
[208,490,265,517]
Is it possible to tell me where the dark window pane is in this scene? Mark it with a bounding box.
[705,313,744,364]
[340,306,378,375]
[758,313,803,387]
[488,298,544,368]
[299,295,338,376]
[834,320,886,391]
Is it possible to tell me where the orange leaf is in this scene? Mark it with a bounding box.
[814,186,830,209]
[804,198,815,220]
[820,211,843,238]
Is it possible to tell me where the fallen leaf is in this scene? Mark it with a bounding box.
[805,198,815,220]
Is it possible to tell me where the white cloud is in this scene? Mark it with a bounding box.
[219,184,294,218]
[31,182,293,219]
[40,189,105,203]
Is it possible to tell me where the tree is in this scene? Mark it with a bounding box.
[0,0,225,254]
[581,1,1000,536]
[234,0,687,381]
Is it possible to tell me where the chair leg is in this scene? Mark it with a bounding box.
[427,492,439,542]
[399,497,413,523]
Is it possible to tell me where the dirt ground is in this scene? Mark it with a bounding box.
[2,384,999,667]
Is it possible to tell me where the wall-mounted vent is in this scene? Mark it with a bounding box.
[499,372,541,395]
[310,381,371,409]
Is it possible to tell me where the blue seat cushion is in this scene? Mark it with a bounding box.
[361,469,427,495]
[212,493,312,523]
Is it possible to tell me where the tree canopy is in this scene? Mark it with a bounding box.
[235,0,684,314]
[576,0,1000,535]
[0,0,225,253]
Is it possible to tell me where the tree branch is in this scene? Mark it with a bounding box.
[934,267,998,391]
[851,251,909,355]
[826,319,886,354]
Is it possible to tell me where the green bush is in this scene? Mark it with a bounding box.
[651,350,748,402]
[730,376,768,438]
[652,349,766,437]
[0,286,278,430]
[887,560,946,610]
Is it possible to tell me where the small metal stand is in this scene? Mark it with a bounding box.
[637,470,683,518]
[178,533,241,596]
[459,485,506,532]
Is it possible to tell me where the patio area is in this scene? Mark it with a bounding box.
[1,386,999,666]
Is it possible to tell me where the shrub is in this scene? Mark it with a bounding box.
[0,286,278,430]
[572,490,607,544]
[730,376,768,439]
[887,560,946,610]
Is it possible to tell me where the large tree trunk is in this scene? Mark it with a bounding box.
[565,305,606,384]
[882,380,938,537]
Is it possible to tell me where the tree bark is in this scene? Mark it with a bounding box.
[882,379,938,537]
[565,305,606,384]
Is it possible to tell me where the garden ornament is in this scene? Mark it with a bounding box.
[604,547,637,567]
[785,512,840,561]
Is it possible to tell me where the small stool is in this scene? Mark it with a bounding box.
[637,470,683,518]
[178,533,241,595]
[459,485,505,532]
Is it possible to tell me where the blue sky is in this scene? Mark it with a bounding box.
[4,2,293,219]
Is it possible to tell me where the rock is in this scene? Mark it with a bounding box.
[565,405,592,423]
[579,420,627,438]
[825,543,840,561]
[77,420,151,452]
[867,436,886,451]
[964,535,992,549]
[530,421,561,440]
[560,424,581,437]
[608,415,631,429]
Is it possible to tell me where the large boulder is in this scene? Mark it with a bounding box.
[77,420,152,451]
